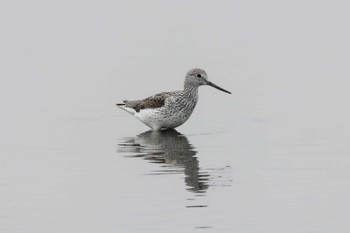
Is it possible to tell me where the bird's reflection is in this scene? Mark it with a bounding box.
[118,129,209,193]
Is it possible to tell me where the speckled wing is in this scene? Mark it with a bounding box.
[119,92,174,113]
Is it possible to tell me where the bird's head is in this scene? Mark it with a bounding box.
[185,68,231,94]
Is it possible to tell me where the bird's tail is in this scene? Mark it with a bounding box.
[116,101,136,115]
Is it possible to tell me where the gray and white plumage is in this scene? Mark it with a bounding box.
[117,68,231,130]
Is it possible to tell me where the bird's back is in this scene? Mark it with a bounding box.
[117,91,174,113]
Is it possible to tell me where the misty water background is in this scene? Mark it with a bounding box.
[1,1,350,232]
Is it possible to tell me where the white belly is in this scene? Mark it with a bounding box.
[135,108,191,130]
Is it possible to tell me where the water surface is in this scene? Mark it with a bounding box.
[1,1,350,232]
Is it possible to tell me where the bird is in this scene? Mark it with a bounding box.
[116,68,231,130]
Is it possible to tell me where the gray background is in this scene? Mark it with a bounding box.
[1,1,349,232]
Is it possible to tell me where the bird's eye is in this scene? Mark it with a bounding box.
[196,74,201,78]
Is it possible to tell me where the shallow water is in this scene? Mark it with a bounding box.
[1,1,350,233]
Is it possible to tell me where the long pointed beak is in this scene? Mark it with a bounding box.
[207,81,231,94]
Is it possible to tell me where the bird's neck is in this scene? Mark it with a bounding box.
[183,84,199,97]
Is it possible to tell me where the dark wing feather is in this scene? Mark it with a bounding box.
[124,92,173,112]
